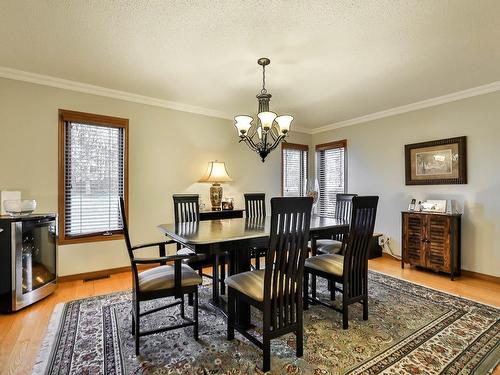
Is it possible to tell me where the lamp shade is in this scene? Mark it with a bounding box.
[234,115,253,135]
[275,115,293,134]
[257,111,277,131]
[198,161,233,183]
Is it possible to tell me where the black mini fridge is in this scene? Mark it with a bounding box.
[0,214,57,312]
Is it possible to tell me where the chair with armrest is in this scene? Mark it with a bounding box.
[172,194,227,297]
[226,196,313,372]
[244,193,267,269]
[304,196,379,329]
[119,197,201,355]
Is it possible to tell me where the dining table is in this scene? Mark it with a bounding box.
[158,215,349,328]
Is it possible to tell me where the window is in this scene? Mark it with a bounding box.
[282,143,308,197]
[316,140,347,218]
[58,110,128,244]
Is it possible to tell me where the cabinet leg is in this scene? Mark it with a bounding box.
[401,260,404,269]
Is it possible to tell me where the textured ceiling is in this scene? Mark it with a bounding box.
[1,1,500,130]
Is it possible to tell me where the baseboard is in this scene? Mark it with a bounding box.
[461,270,500,284]
[58,264,154,282]
[378,253,499,283]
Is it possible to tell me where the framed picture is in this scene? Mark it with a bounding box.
[405,136,467,185]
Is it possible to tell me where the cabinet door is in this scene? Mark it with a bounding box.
[426,215,450,272]
[403,214,425,266]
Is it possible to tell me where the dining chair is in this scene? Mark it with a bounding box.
[172,194,226,298]
[226,196,313,372]
[312,193,357,255]
[119,198,201,355]
[304,196,379,329]
[244,193,267,270]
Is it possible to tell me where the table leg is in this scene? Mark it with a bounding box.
[212,255,220,303]
[234,245,252,328]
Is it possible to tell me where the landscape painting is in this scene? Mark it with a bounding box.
[405,136,467,185]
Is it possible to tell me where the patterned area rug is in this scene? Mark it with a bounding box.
[33,271,499,374]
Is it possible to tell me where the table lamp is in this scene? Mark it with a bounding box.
[198,161,232,210]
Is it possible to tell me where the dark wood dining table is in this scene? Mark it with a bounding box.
[158,215,349,328]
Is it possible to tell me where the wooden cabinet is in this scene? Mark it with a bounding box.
[199,209,244,221]
[401,211,461,280]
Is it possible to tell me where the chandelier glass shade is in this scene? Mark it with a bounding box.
[234,58,293,162]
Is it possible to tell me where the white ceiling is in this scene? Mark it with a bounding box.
[1,1,500,131]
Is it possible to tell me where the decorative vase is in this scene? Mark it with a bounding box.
[210,183,223,210]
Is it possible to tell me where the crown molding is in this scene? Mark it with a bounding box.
[290,126,312,134]
[0,65,315,134]
[311,81,500,135]
[0,66,234,121]
[2,66,498,136]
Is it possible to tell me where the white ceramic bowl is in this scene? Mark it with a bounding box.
[3,199,37,216]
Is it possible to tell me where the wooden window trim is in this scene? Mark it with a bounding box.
[58,109,129,245]
[315,139,347,151]
[316,139,348,218]
[282,142,309,151]
[281,142,309,196]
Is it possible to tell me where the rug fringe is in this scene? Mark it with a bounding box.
[31,302,65,375]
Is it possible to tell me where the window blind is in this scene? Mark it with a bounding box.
[316,141,346,218]
[64,121,125,237]
[282,144,308,197]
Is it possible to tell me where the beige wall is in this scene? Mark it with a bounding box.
[0,78,311,276]
[312,91,500,277]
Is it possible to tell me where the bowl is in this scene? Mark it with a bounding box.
[3,200,37,216]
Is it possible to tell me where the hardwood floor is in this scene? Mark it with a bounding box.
[0,256,498,375]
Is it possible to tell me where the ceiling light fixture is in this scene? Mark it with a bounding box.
[234,58,293,162]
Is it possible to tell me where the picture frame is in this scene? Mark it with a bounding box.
[421,200,447,213]
[405,136,467,185]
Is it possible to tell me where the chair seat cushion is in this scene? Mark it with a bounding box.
[138,264,202,292]
[177,247,196,256]
[305,253,344,277]
[225,270,296,302]
[177,247,210,264]
[317,239,343,254]
[309,239,343,254]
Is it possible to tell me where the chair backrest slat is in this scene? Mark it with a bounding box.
[244,193,266,218]
[173,194,200,224]
[334,193,356,241]
[343,196,379,299]
[264,197,313,331]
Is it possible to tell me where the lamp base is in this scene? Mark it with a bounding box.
[210,183,223,211]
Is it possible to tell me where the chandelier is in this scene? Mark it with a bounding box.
[234,58,293,162]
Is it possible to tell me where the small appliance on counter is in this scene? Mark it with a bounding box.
[0,214,57,312]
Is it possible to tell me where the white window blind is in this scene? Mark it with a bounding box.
[317,141,346,218]
[64,121,125,238]
[282,144,308,197]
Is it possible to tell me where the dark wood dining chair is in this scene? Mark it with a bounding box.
[244,193,267,270]
[312,193,357,255]
[119,198,201,355]
[304,196,379,329]
[172,194,226,298]
[226,196,313,372]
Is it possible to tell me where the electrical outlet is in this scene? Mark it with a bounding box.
[378,235,389,246]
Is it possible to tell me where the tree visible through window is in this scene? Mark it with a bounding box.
[316,140,346,218]
[282,143,308,197]
[58,110,128,244]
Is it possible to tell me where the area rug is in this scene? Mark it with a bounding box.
[32,271,499,374]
